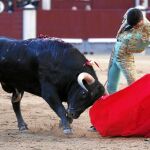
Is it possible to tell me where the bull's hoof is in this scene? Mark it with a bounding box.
[19,124,28,131]
[63,128,72,134]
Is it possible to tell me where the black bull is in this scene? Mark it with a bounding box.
[0,37,105,134]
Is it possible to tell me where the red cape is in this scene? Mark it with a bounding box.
[89,74,150,137]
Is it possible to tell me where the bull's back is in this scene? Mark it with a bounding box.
[0,37,88,95]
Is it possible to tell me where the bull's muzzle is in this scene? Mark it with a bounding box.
[67,108,80,119]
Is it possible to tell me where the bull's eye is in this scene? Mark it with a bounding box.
[91,92,94,97]
[82,91,87,98]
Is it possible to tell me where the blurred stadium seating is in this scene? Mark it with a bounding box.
[0,0,149,54]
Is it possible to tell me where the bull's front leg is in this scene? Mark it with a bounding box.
[41,82,72,134]
[11,89,28,131]
[59,115,73,128]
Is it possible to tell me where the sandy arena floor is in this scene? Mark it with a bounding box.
[0,54,150,150]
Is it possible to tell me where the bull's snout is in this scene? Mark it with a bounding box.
[67,108,79,119]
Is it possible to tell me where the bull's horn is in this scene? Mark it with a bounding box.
[77,72,95,91]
